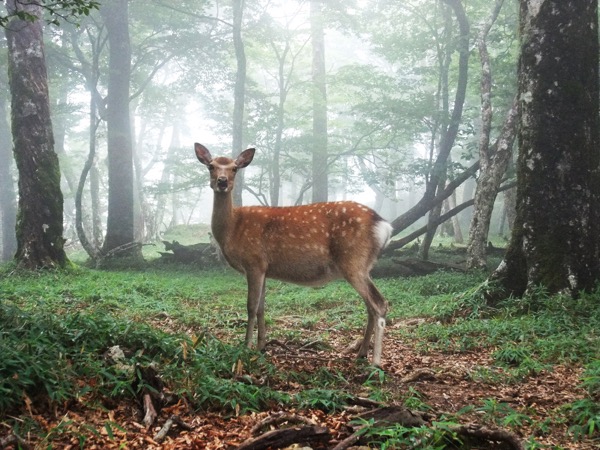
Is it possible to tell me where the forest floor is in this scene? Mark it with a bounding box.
[1,248,599,449]
[6,319,595,449]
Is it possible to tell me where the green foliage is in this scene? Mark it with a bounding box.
[1,0,100,28]
[403,387,432,411]
[565,360,600,440]
[476,398,533,429]
[296,389,352,413]
[354,418,463,450]
[2,264,600,447]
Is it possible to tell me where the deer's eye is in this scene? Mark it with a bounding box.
[208,164,215,171]
[232,167,238,173]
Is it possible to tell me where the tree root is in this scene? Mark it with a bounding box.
[236,400,524,450]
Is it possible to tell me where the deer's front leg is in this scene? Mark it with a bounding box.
[256,278,267,350]
[245,271,266,348]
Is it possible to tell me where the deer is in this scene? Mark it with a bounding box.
[194,142,392,367]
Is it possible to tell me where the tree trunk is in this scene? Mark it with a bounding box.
[490,0,600,299]
[310,0,328,203]
[75,89,102,260]
[466,0,513,270]
[270,42,291,207]
[467,98,518,269]
[447,191,463,244]
[499,173,516,236]
[232,0,247,206]
[100,0,140,259]
[152,123,180,240]
[0,91,17,262]
[5,0,69,269]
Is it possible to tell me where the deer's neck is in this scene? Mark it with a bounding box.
[211,191,234,246]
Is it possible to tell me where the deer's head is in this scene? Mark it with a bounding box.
[195,143,255,193]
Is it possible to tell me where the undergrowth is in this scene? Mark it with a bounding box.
[1,264,599,447]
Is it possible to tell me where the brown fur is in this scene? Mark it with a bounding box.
[194,142,391,366]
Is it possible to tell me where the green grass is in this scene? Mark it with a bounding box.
[1,261,599,447]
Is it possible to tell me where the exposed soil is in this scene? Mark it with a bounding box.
[3,320,594,450]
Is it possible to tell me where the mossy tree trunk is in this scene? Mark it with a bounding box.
[5,1,69,269]
[100,0,141,259]
[490,0,600,299]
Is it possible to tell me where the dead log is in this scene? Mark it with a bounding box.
[449,423,525,450]
[373,257,465,278]
[357,405,427,428]
[159,240,223,266]
[235,426,330,450]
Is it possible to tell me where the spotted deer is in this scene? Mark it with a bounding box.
[195,142,392,366]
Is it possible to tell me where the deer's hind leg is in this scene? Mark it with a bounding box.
[345,273,388,367]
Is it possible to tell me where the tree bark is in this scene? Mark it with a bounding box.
[310,0,328,203]
[490,0,600,299]
[100,0,140,259]
[467,98,518,269]
[5,0,69,269]
[466,0,514,270]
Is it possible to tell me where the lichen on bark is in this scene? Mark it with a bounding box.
[489,0,600,302]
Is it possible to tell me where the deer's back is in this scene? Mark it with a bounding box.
[219,201,390,286]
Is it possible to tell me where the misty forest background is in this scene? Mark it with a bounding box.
[2,0,600,448]
[0,0,518,268]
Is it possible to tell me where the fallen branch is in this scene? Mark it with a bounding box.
[142,393,158,429]
[235,426,330,450]
[401,368,436,383]
[0,433,29,450]
[334,405,429,450]
[153,415,194,443]
[448,423,524,450]
[250,412,315,435]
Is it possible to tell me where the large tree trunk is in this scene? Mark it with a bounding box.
[100,0,140,259]
[0,91,17,262]
[490,0,600,299]
[310,0,328,203]
[5,1,69,269]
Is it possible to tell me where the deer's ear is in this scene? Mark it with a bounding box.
[236,148,255,169]
[195,143,212,166]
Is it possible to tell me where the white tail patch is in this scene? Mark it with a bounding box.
[374,220,393,251]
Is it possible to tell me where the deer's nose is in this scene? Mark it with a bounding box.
[217,176,228,190]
